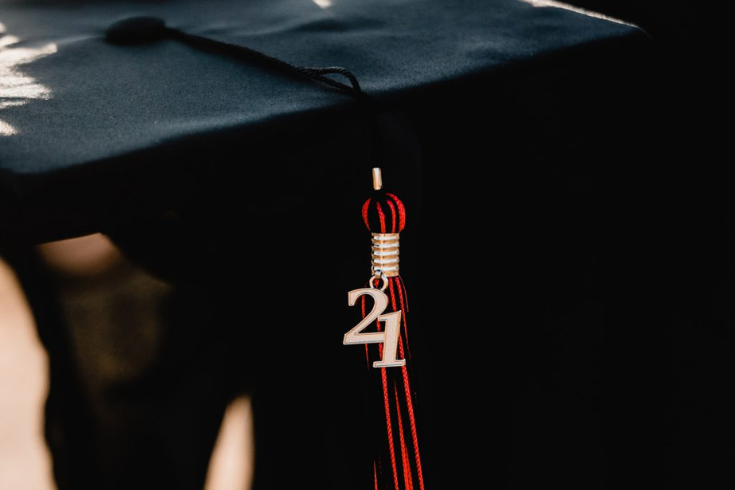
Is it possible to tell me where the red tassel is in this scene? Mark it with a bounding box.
[346,168,425,490]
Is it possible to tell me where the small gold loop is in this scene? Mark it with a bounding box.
[370,271,389,291]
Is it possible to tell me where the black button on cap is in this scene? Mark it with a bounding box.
[106,16,168,45]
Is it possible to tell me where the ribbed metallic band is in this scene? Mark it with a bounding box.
[371,233,399,277]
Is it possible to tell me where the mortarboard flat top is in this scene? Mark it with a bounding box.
[0,0,646,242]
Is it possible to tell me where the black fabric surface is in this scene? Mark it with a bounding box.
[0,0,644,242]
[7,1,730,490]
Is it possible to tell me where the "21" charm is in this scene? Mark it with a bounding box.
[344,288,405,368]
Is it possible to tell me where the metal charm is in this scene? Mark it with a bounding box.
[345,287,405,368]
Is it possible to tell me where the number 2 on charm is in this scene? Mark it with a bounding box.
[345,288,406,368]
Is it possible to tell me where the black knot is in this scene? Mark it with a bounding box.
[106,16,168,45]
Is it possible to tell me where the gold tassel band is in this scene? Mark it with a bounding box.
[371,233,399,277]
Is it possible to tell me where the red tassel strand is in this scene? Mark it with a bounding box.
[350,168,424,490]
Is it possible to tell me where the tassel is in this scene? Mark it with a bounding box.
[345,167,425,490]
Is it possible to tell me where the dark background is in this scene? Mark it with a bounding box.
[412,2,734,489]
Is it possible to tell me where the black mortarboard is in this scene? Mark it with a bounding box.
[1,2,660,490]
[0,0,647,243]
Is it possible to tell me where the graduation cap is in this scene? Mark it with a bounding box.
[0,1,653,489]
[0,0,648,242]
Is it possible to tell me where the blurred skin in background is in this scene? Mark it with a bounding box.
[0,256,54,490]
[36,234,123,278]
[0,234,252,490]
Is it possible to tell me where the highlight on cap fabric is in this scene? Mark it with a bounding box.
[520,0,634,25]
[0,22,56,136]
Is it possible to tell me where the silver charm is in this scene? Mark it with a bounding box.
[345,286,405,368]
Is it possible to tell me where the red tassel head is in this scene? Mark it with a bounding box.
[362,192,406,234]
[361,167,406,234]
